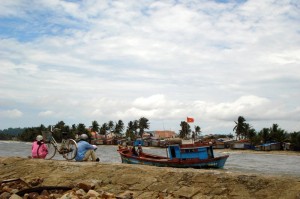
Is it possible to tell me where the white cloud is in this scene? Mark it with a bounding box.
[38,110,54,117]
[0,109,23,118]
[0,0,299,133]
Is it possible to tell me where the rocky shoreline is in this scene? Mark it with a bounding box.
[0,157,300,199]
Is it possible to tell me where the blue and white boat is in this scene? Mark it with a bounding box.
[118,143,229,169]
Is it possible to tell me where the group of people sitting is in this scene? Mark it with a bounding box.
[131,144,143,156]
[118,142,143,157]
[31,134,100,162]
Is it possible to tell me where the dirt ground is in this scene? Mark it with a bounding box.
[0,157,300,199]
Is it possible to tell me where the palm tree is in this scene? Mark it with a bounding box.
[114,120,124,136]
[133,120,139,137]
[269,124,287,143]
[126,121,136,140]
[233,116,246,140]
[290,131,300,150]
[108,121,114,133]
[138,117,150,138]
[194,126,201,140]
[259,128,270,144]
[77,123,87,135]
[99,123,108,135]
[91,120,100,133]
[179,121,191,139]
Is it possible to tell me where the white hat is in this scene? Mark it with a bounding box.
[80,134,88,140]
[36,135,43,141]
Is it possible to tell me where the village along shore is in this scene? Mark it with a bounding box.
[1,156,300,199]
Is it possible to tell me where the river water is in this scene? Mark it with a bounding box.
[1,141,299,178]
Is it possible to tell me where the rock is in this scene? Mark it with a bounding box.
[75,188,86,196]
[102,192,116,199]
[8,194,22,199]
[23,193,29,199]
[28,192,39,198]
[1,157,300,199]
[87,189,101,197]
[116,191,134,199]
[60,192,73,199]
[77,182,92,192]
[40,189,50,196]
[2,185,12,193]
[0,192,11,199]
[173,186,200,198]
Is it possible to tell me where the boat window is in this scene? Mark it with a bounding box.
[180,148,199,153]
[171,148,176,158]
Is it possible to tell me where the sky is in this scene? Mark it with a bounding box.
[0,0,299,135]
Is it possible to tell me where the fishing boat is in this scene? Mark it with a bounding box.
[117,143,229,169]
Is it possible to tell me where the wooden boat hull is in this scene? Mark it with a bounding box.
[118,148,229,169]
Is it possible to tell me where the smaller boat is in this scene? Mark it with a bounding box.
[117,144,229,169]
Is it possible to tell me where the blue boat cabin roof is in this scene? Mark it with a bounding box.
[167,145,214,160]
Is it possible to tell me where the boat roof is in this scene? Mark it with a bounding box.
[168,144,211,149]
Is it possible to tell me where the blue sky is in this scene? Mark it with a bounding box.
[0,0,299,134]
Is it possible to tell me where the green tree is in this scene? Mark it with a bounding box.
[108,121,114,133]
[233,116,247,140]
[100,123,108,135]
[247,127,258,145]
[269,124,287,143]
[70,124,77,136]
[194,125,201,139]
[138,117,150,137]
[258,128,270,144]
[290,131,300,151]
[114,120,124,136]
[18,128,35,141]
[133,120,139,137]
[91,120,100,132]
[126,121,136,140]
[55,121,65,130]
[77,123,87,134]
[179,121,191,139]
[227,133,234,139]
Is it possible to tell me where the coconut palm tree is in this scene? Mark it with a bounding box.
[77,123,87,135]
[269,124,287,143]
[126,121,136,140]
[179,121,191,139]
[114,120,124,136]
[138,117,150,138]
[194,126,201,140]
[259,128,270,144]
[100,123,108,135]
[91,120,100,133]
[132,120,139,136]
[108,121,114,133]
[233,116,246,140]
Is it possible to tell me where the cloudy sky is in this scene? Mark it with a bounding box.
[0,0,299,134]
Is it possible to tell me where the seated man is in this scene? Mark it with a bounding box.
[137,144,143,156]
[131,146,138,156]
[75,134,99,162]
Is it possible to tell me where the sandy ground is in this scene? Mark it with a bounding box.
[0,157,300,199]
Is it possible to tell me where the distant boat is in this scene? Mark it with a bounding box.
[117,144,229,169]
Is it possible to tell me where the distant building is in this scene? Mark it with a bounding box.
[147,130,176,139]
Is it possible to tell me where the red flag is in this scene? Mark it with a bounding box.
[187,117,194,123]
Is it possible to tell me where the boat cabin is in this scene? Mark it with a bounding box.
[167,145,214,160]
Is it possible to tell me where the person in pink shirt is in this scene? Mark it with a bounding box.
[32,135,48,159]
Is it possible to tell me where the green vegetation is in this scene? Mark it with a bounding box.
[0,128,25,140]
[233,115,300,150]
